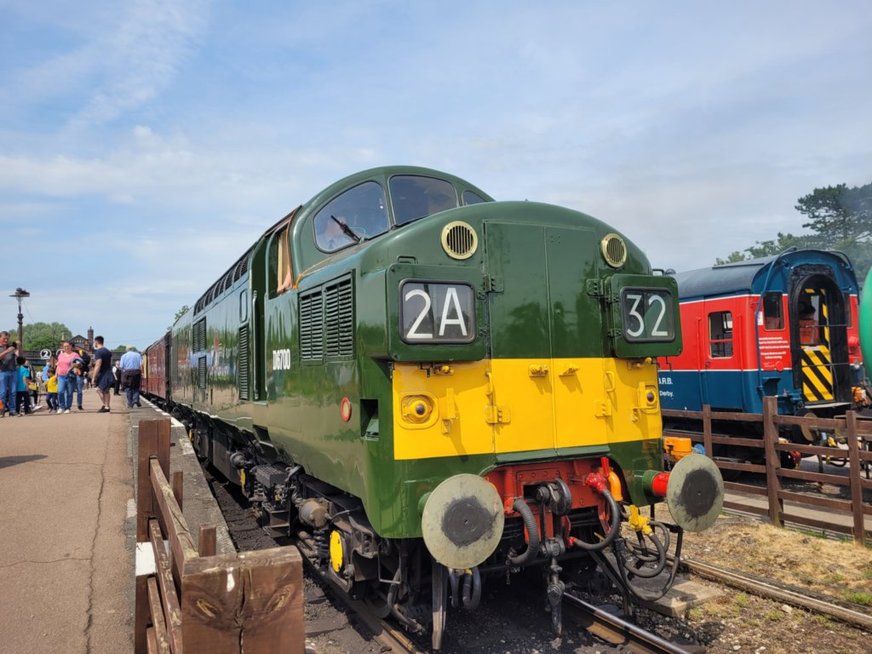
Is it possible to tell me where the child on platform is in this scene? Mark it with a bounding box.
[45,368,58,413]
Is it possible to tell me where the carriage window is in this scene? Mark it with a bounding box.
[709,311,733,358]
[314,181,389,252]
[762,292,783,330]
[390,175,458,225]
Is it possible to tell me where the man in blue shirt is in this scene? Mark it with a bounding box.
[120,345,143,408]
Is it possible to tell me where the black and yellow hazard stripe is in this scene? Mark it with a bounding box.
[800,345,834,402]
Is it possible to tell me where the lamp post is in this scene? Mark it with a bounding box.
[10,288,30,354]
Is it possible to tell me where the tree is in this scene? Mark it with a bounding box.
[795,183,872,245]
[174,305,190,323]
[4,322,72,352]
[715,232,818,265]
[167,304,191,331]
[716,181,872,283]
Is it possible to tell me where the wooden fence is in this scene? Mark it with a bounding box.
[663,396,872,545]
[134,419,304,653]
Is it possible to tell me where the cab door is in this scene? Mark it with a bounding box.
[701,306,743,410]
[484,222,558,456]
[794,287,836,403]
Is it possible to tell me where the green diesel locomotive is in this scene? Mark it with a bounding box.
[144,166,723,649]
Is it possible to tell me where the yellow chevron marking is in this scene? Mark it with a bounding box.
[801,345,834,401]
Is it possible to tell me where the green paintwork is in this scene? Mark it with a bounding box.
[169,165,682,539]
[862,268,872,381]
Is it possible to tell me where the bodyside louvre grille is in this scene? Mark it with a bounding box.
[197,356,207,390]
[193,318,207,352]
[299,290,324,361]
[324,278,354,358]
[237,325,250,400]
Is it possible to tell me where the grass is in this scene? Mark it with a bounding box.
[810,614,833,626]
[765,609,784,622]
[843,591,872,606]
[734,593,751,608]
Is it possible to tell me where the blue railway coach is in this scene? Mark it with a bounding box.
[658,249,862,419]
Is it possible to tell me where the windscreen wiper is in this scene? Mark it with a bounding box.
[331,215,361,243]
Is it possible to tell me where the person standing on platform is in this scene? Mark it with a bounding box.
[112,360,121,395]
[45,367,58,412]
[56,341,78,414]
[120,345,143,408]
[90,336,114,413]
[15,356,32,415]
[0,331,18,416]
[73,347,91,410]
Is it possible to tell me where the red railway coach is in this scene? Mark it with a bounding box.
[658,249,863,426]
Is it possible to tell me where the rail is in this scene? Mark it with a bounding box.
[134,418,304,653]
[663,397,872,544]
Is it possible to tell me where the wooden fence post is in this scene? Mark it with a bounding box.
[181,547,305,654]
[846,411,865,545]
[762,396,783,527]
[135,419,171,654]
[137,419,171,541]
[702,404,713,457]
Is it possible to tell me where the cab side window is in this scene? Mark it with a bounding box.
[314,182,389,252]
[268,226,294,296]
[762,292,783,330]
[709,311,733,358]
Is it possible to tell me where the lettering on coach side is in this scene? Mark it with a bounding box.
[272,348,292,370]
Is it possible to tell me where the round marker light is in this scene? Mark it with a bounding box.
[340,397,352,422]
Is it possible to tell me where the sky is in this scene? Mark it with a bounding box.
[1,1,871,350]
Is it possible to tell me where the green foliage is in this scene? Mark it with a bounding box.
[4,322,72,352]
[843,591,872,606]
[716,181,872,281]
[174,305,191,323]
[715,232,819,265]
[167,304,192,331]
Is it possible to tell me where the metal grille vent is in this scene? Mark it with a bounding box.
[299,290,324,361]
[193,318,207,352]
[237,325,250,400]
[197,356,207,390]
[601,233,627,268]
[324,278,354,358]
[441,221,478,260]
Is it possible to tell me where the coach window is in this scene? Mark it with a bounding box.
[762,292,783,330]
[709,311,733,358]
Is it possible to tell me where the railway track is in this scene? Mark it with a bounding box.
[565,594,702,654]
[681,557,872,632]
[202,460,709,653]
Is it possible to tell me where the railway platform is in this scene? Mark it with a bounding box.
[0,393,232,654]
